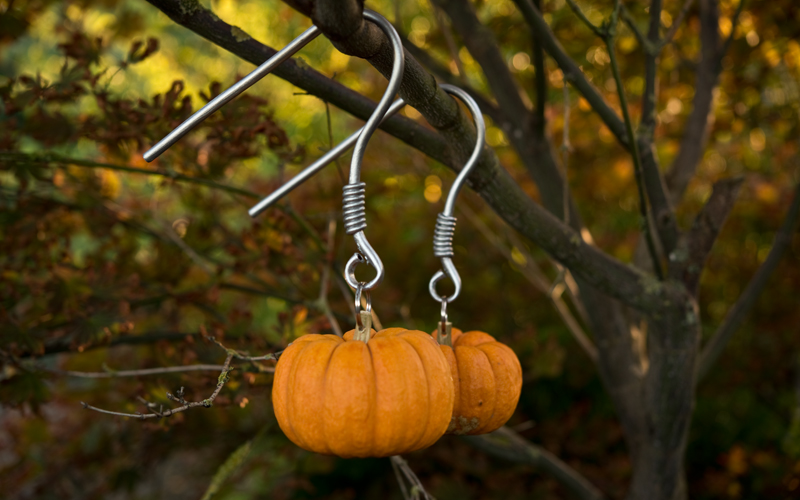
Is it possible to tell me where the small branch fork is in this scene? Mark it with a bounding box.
[79,338,278,420]
[566,0,666,278]
[81,353,235,420]
[697,181,800,381]
[390,456,433,500]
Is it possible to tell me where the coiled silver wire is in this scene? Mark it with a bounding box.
[432,214,457,258]
[428,85,486,304]
[342,183,367,235]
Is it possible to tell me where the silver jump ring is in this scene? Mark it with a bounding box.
[346,250,383,290]
[354,283,372,329]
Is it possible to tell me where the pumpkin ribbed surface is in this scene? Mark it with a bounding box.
[436,329,522,435]
[272,328,454,458]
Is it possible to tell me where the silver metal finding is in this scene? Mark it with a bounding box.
[143,25,322,162]
[353,282,373,340]
[248,97,406,217]
[432,213,457,257]
[342,183,367,234]
[141,9,404,294]
[340,10,405,292]
[428,84,486,303]
[437,297,453,346]
[354,283,372,319]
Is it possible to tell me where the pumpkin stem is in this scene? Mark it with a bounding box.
[438,321,453,347]
[354,310,372,343]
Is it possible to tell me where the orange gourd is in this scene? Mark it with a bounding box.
[272,327,454,458]
[433,328,522,435]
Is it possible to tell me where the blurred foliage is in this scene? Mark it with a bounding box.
[0,0,798,499]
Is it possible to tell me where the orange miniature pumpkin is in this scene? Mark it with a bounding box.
[272,327,454,458]
[433,328,522,435]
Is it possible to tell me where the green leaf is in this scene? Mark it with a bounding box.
[200,437,254,500]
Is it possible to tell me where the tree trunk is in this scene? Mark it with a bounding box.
[627,295,700,500]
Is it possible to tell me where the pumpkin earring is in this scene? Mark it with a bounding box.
[145,10,454,458]
[427,86,523,436]
[270,13,455,458]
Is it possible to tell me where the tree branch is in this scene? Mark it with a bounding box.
[433,0,582,226]
[431,4,466,78]
[432,0,529,130]
[718,0,745,63]
[44,363,237,378]
[620,7,652,55]
[143,0,673,313]
[400,36,505,125]
[318,217,343,337]
[79,338,279,418]
[464,426,604,500]
[697,182,800,381]
[512,0,678,252]
[0,151,259,199]
[640,0,662,134]
[671,177,743,294]
[511,0,627,144]
[661,0,698,48]
[20,331,199,358]
[531,0,546,137]
[665,0,722,204]
[564,0,604,38]
[459,204,598,364]
[606,34,664,279]
[81,352,236,419]
[390,456,434,500]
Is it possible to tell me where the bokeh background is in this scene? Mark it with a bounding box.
[1,0,799,498]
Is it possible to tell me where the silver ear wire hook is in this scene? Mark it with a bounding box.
[142,26,322,162]
[340,10,404,292]
[247,85,485,300]
[247,97,406,218]
[428,84,486,304]
[141,10,405,295]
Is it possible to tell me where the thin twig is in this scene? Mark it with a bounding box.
[561,77,571,226]
[391,456,412,500]
[605,26,664,279]
[43,364,229,378]
[718,0,746,63]
[319,217,344,337]
[207,337,279,362]
[548,77,572,297]
[0,151,327,254]
[620,6,652,53]
[81,353,235,419]
[697,181,800,381]
[531,0,547,134]
[564,0,604,38]
[390,456,433,500]
[661,0,697,48]
[0,151,259,199]
[324,99,347,184]
[79,338,280,419]
[459,205,598,364]
[433,5,466,77]
[464,426,604,500]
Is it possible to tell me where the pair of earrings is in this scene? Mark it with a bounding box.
[147,9,521,457]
